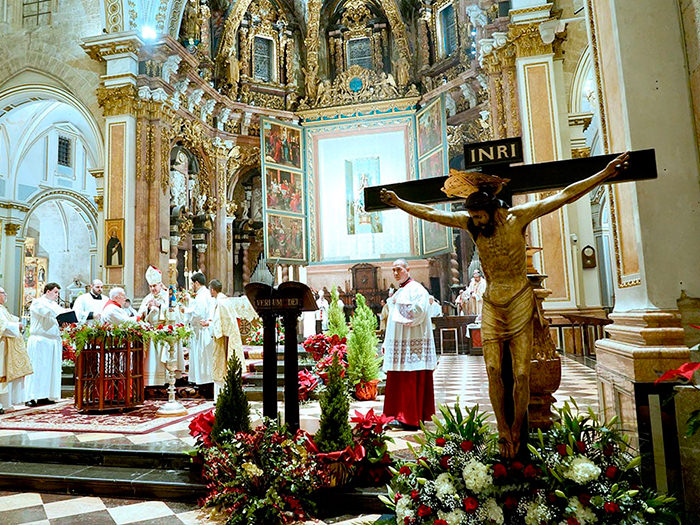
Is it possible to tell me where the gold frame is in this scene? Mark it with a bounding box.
[104,218,125,268]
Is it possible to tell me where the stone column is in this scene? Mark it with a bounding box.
[89,168,105,281]
[588,0,700,491]
[83,32,143,297]
[2,222,23,313]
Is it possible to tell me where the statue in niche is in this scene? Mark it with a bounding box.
[251,182,263,222]
[198,0,212,57]
[182,0,201,45]
[396,57,410,87]
[170,150,190,211]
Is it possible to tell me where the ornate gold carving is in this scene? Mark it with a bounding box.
[4,223,20,236]
[297,96,420,121]
[0,201,30,212]
[96,85,139,117]
[84,40,141,62]
[571,147,591,158]
[104,0,124,33]
[227,223,232,251]
[94,195,104,212]
[146,123,155,184]
[136,119,143,180]
[509,3,554,16]
[178,217,194,237]
[161,126,171,194]
[509,22,554,58]
[586,0,609,153]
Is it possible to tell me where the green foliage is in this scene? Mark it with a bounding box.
[315,353,353,453]
[325,286,348,340]
[211,354,250,443]
[346,293,382,385]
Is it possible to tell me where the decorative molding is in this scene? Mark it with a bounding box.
[571,147,591,158]
[4,223,20,236]
[104,0,124,33]
[0,201,30,212]
[96,85,139,117]
[297,97,420,122]
[606,185,641,288]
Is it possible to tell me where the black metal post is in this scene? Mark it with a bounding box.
[262,313,278,420]
[283,312,300,432]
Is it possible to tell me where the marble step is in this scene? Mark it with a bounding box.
[0,460,205,501]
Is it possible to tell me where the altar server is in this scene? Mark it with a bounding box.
[184,272,214,385]
[73,279,108,323]
[102,287,131,324]
[138,266,185,385]
[209,279,244,400]
[25,283,70,405]
[0,287,32,412]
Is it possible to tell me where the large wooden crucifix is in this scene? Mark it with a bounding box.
[364,146,657,458]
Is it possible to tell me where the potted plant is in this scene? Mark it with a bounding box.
[346,293,382,400]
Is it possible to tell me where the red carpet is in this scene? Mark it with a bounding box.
[0,399,214,434]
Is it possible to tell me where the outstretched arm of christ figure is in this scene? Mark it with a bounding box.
[379,188,470,228]
[512,151,630,226]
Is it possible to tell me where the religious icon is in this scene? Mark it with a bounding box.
[265,168,304,214]
[266,213,306,262]
[105,218,125,268]
[345,157,383,235]
[421,204,451,255]
[263,120,302,170]
[417,98,444,157]
[38,265,46,283]
[419,148,445,180]
[24,237,36,257]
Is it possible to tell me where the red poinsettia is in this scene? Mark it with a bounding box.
[298,369,319,402]
[655,362,700,384]
[315,344,348,383]
[189,408,216,447]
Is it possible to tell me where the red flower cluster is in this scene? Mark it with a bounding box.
[298,369,319,402]
[463,496,479,513]
[62,341,76,363]
[189,408,216,447]
[302,333,346,361]
[315,344,348,384]
[350,408,394,436]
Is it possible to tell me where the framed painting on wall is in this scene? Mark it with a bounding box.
[418,147,445,179]
[265,213,306,263]
[105,218,124,268]
[262,120,302,170]
[265,167,304,214]
[417,97,445,158]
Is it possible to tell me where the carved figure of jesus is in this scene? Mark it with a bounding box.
[380,151,629,457]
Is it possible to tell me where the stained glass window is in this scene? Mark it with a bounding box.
[347,38,372,70]
[254,37,274,82]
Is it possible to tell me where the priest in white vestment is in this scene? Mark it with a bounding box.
[25,282,70,405]
[72,279,108,323]
[102,287,132,324]
[466,269,486,317]
[208,279,244,400]
[138,266,185,386]
[183,272,214,385]
[0,287,32,412]
[382,259,436,429]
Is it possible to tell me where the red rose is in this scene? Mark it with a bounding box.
[579,493,591,506]
[399,466,411,476]
[557,443,568,456]
[439,455,450,469]
[567,518,580,525]
[604,502,620,513]
[404,518,411,525]
[492,463,507,478]
[603,444,615,456]
[576,440,586,453]
[463,497,479,513]
[436,437,447,446]
[547,492,558,504]
[504,495,518,510]
[394,493,403,502]
[417,504,432,517]
[460,440,474,452]
[606,465,619,479]
[523,464,538,478]
[510,461,524,471]
[433,520,448,525]
[410,489,419,500]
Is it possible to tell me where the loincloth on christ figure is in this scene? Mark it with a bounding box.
[481,283,536,344]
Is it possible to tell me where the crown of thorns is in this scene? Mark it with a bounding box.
[441,169,510,199]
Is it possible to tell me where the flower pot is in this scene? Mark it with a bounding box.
[355,379,380,401]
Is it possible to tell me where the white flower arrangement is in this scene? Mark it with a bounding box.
[563,455,601,484]
[395,496,414,522]
[462,458,493,493]
[566,496,597,524]
[524,499,553,525]
[476,497,505,524]
[437,508,467,525]
[435,472,457,500]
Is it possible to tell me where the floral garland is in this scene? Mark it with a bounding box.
[62,321,191,355]
[381,401,679,525]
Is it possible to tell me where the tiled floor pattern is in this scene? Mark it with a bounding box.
[0,354,599,524]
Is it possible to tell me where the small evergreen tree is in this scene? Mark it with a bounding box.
[326,286,349,340]
[211,353,251,443]
[346,293,381,386]
[314,353,352,453]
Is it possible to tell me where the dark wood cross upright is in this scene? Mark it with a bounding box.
[363,147,657,212]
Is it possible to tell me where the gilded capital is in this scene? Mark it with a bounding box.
[508,23,554,58]
[96,85,139,117]
[4,223,20,236]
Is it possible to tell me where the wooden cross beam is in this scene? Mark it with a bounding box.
[364,149,657,212]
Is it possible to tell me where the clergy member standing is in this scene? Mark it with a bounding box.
[0,287,32,412]
[73,279,108,323]
[102,287,131,324]
[184,272,214,386]
[138,266,185,385]
[25,283,70,406]
[382,259,436,430]
[208,279,244,400]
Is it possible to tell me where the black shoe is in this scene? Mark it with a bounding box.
[43,399,56,405]
[25,400,37,407]
[0,408,4,415]
[387,420,403,429]
[400,423,420,431]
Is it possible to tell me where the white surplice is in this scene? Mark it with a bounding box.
[382,280,437,372]
[185,286,215,384]
[137,291,185,386]
[73,292,108,323]
[25,296,67,401]
[0,305,32,408]
[102,301,132,325]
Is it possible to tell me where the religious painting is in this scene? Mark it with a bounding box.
[25,237,36,257]
[421,204,451,256]
[23,256,48,311]
[345,156,383,235]
[266,213,306,262]
[417,97,444,157]
[307,119,419,263]
[262,120,302,170]
[418,148,445,179]
[265,167,304,214]
[105,218,124,268]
